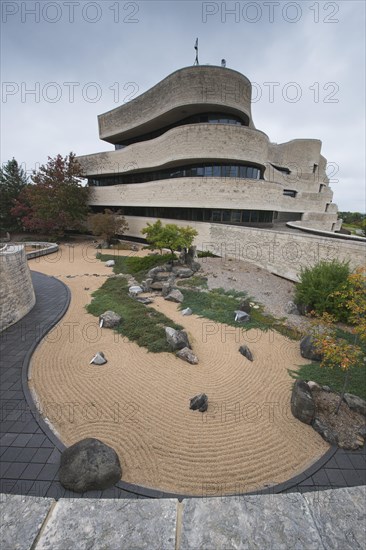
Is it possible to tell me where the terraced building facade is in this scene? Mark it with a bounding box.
[78,65,341,236]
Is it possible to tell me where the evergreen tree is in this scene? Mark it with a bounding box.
[0,158,28,232]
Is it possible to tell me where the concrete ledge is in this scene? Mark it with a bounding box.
[1,487,365,549]
[287,222,366,242]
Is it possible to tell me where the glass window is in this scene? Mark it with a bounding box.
[204,165,213,177]
[222,210,231,222]
[232,210,241,223]
[212,210,222,222]
[250,211,259,222]
[213,165,221,177]
[242,211,250,222]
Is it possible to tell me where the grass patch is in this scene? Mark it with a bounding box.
[197,250,219,258]
[176,276,208,289]
[87,277,182,353]
[97,253,175,282]
[290,328,366,399]
[178,287,301,339]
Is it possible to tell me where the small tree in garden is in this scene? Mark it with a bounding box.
[141,220,198,257]
[89,209,129,245]
[11,153,89,238]
[311,267,366,414]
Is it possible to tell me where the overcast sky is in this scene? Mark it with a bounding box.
[1,0,365,211]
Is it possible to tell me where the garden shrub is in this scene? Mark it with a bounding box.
[294,260,351,321]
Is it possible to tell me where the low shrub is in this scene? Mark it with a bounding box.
[294,260,351,321]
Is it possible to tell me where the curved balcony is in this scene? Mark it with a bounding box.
[98,65,254,143]
[78,124,270,178]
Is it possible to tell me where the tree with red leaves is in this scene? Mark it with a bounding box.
[11,153,89,238]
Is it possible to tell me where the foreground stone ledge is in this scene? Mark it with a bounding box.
[0,494,54,550]
[35,498,177,550]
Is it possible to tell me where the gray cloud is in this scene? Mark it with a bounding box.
[1,0,365,211]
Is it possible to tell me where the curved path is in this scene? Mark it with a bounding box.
[0,272,365,499]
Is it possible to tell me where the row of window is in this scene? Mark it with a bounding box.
[114,112,248,149]
[92,206,274,225]
[88,162,263,187]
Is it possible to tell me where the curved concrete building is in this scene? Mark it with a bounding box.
[78,65,341,234]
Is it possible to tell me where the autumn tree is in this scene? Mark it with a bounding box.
[141,220,198,256]
[11,153,89,238]
[88,209,129,245]
[0,158,28,232]
[311,267,366,413]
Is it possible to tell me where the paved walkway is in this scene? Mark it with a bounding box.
[1,487,365,549]
[0,271,365,500]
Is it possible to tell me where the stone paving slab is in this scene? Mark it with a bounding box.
[304,486,366,550]
[0,493,54,550]
[34,498,177,550]
[180,493,324,549]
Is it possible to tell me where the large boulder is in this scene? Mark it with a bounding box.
[239,345,253,362]
[165,327,191,350]
[99,310,122,329]
[300,335,322,361]
[59,438,122,492]
[190,393,208,412]
[176,347,198,365]
[312,418,338,446]
[291,380,315,424]
[165,289,184,303]
[343,394,366,416]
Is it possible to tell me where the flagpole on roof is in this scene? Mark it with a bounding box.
[194,38,199,65]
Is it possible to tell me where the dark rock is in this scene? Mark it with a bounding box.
[165,289,184,303]
[312,418,338,445]
[357,424,366,438]
[234,310,250,323]
[150,281,164,290]
[239,345,254,362]
[190,393,208,412]
[59,438,122,492]
[291,380,315,424]
[90,352,107,365]
[343,394,366,416]
[300,335,322,361]
[238,300,251,314]
[165,327,191,350]
[297,303,310,316]
[176,347,198,364]
[136,297,154,305]
[99,311,122,329]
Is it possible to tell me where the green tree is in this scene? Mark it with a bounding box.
[0,158,28,232]
[11,153,89,238]
[89,209,129,245]
[141,220,198,256]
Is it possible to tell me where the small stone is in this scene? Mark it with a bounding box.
[90,352,107,365]
[84,287,89,291]
[234,310,250,323]
[129,285,143,296]
[355,436,365,447]
[150,281,164,290]
[238,300,251,314]
[165,327,191,350]
[189,393,208,412]
[285,301,300,315]
[136,297,154,305]
[176,347,198,364]
[105,260,115,267]
[173,267,194,278]
[99,310,122,329]
[322,385,331,392]
[239,345,253,362]
[307,380,321,391]
[182,307,192,316]
[162,282,173,297]
[165,289,184,303]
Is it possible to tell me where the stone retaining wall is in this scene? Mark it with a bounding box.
[0,245,36,331]
[122,216,366,281]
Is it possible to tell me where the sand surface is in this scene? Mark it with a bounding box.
[28,242,329,495]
